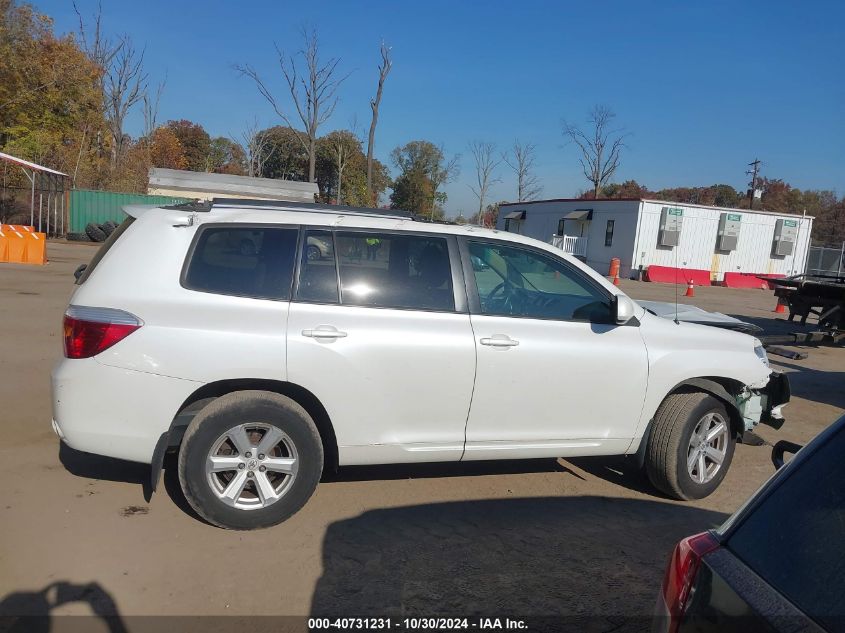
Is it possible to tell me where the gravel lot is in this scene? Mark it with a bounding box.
[1,241,842,629]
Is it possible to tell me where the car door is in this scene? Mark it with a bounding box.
[286,227,476,465]
[460,237,649,460]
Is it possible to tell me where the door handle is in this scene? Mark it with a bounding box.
[302,326,348,339]
[480,335,519,347]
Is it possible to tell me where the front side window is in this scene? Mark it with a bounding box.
[467,240,612,322]
[184,226,298,299]
[334,232,454,311]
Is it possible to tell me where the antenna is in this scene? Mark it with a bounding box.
[674,241,680,324]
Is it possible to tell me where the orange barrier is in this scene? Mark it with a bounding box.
[0,226,47,265]
[0,224,35,233]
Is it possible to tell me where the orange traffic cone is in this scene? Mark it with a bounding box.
[684,280,695,297]
[612,274,619,286]
[774,298,786,314]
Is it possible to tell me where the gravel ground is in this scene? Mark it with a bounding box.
[1,241,842,630]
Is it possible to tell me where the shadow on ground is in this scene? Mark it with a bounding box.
[59,443,152,500]
[0,581,128,633]
[310,496,727,623]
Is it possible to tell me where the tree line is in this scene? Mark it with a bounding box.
[1,0,841,244]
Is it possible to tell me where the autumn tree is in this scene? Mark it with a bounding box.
[390,140,459,219]
[149,126,186,169]
[503,140,542,202]
[165,120,211,172]
[1,0,104,187]
[563,105,626,198]
[236,28,349,183]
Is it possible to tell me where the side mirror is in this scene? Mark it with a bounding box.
[73,264,87,282]
[613,294,637,324]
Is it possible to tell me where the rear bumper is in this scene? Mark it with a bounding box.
[761,371,790,429]
[51,357,202,464]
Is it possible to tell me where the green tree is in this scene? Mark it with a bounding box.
[206,136,246,174]
[258,126,308,181]
[389,140,458,218]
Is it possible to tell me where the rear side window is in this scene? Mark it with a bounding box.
[726,425,845,630]
[334,232,455,311]
[183,226,298,300]
[75,217,135,285]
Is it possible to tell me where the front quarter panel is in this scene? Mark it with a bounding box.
[635,312,771,442]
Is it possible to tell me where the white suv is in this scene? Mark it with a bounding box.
[52,200,789,530]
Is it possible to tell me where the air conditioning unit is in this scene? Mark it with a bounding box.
[659,206,683,247]
[717,213,742,251]
[773,218,798,256]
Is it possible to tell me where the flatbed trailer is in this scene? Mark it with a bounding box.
[760,273,845,329]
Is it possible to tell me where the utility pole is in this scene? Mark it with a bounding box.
[746,158,761,210]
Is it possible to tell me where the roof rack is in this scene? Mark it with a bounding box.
[214,198,414,219]
[160,197,459,225]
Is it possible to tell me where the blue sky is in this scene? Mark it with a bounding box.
[42,0,845,216]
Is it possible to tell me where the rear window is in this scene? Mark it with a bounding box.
[726,425,845,630]
[183,226,298,300]
[75,217,135,285]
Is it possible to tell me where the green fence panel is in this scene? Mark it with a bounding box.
[69,190,190,234]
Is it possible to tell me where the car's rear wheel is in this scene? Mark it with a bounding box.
[178,390,323,529]
[645,392,736,500]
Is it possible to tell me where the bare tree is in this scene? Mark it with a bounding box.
[366,42,392,205]
[142,76,166,140]
[562,105,626,198]
[104,39,147,167]
[235,28,350,183]
[431,148,460,220]
[468,141,502,218]
[503,140,542,202]
[74,2,146,169]
[236,119,273,179]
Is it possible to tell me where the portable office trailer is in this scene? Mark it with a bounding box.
[497,199,813,282]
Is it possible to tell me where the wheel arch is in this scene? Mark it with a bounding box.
[633,376,746,470]
[151,378,339,493]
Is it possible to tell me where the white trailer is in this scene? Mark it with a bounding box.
[497,198,813,282]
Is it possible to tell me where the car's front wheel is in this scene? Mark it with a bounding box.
[178,390,323,529]
[645,392,736,500]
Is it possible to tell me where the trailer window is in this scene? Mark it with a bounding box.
[605,220,615,247]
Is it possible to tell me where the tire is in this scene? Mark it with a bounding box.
[178,390,323,530]
[101,220,118,236]
[645,392,736,500]
[306,244,321,261]
[66,232,90,242]
[85,222,106,243]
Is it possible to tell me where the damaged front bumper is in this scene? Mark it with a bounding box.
[738,371,791,431]
[760,371,790,429]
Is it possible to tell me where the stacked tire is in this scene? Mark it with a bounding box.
[83,220,119,243]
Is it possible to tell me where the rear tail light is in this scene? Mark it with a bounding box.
[63,305,142,359]
[661,531,720,631]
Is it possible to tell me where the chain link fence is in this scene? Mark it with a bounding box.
[807,244,845,277]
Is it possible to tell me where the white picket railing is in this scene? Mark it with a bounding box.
[551,234,588,257]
